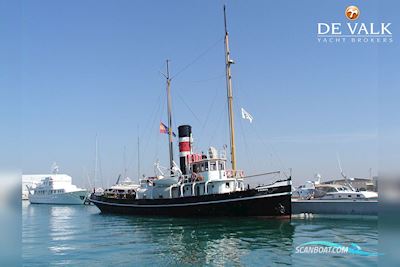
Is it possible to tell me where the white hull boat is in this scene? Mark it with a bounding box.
[292,177,378,215]
[292,198,378,216]
[29,190,88,205]
[27,172,88,205]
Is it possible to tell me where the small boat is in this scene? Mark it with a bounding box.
[292,175,378,215]
[90,6,291,217]
[101,176,140,199]
[27,169,88,205]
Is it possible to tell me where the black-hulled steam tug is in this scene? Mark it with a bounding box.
[89,6,291,217]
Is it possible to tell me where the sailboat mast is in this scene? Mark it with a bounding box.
[223,6,237,171]
[94,135,98,189]
[137,132,140,182]
[123,145,127,178]
[166,60,174,171]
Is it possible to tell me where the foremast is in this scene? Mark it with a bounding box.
[165,60,174,172]
[223,6,237,171]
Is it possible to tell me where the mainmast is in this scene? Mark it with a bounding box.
[137,129,140,182]
[94,135,98,188]
[223,6,237,171]
[166,60,174,171]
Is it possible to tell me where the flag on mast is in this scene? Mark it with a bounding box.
[241,108,253,123]
[159,122,176,137]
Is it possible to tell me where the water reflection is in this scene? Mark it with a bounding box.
[108,215,295,266]
[23,204,378,267]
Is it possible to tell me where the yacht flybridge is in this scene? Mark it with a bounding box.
[89,6,292,217]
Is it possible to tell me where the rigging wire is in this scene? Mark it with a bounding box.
[250,122,289,178]
[234,96,256,174]
[153,87,167,163]
[207,101,227,149]
[175,90,203,125]
[144,88,165,146]
[199,85,221,139]
[184,73,225,84]
[233,86,288,178]
[171,36,224,80]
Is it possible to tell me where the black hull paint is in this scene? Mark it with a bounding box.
[90,185,291,217]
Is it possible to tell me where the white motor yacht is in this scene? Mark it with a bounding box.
[292,175,378,215]
[27,174,88,205]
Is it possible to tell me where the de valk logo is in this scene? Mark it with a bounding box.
[317,5,393,44]
[345,6,360,21]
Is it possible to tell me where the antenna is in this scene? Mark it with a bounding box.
[51,162,59,174]
[123,145,127,178]
[116,174,121,185]
[336,153,355,191]
[223,5,228,34]
[336,154,346,179]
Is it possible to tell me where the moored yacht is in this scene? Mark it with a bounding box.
[292,175,378,215]
[102,176,140,199]
[89,6,292,217]
[27,173,88,205]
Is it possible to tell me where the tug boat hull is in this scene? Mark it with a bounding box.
[90,183,291,217]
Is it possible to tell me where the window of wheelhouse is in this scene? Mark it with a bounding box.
[210,161,217,171]
[204,162,209,171]
[192,164,200,173]
[218,161,225,171]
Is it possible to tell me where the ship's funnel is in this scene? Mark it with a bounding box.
[178,125,192,174]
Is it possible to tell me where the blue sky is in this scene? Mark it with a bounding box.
[3,0,398,187]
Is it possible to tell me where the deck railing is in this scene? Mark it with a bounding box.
[226,170,245,178]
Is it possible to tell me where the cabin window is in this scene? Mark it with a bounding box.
[348,195,352,198]
[200,163,205,172]
[210,162,217,171]
[225,182,230,188]
[193,164,200,173]
[357,194,361,197]
[219,162,225,171]
[205,162,209,171]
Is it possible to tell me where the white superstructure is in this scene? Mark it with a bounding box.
[27,174,88,205]
[22,174,44,200]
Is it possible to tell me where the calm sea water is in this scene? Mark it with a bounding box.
[22,202,378,266]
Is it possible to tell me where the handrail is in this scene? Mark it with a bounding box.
[242,171,281,179]
[226,170,245,178]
